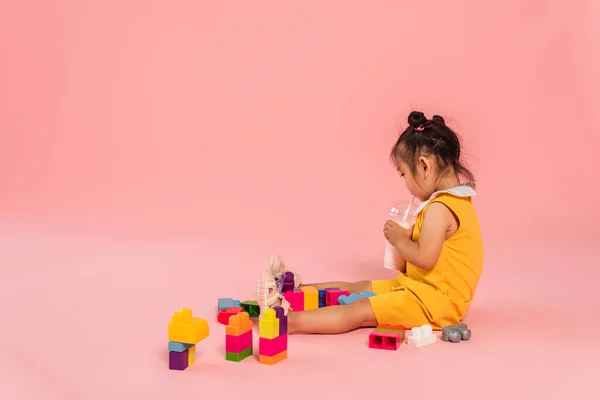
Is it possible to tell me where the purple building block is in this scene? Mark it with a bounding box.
[280,272,295,293]
[274,306,288,335]
[169,350,189,370]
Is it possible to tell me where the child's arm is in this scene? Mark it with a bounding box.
[395,202,454,270]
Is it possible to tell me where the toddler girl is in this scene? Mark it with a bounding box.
[257,111,484,334]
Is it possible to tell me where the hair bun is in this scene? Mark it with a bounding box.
[407,111,427,128]
[431,115,446,125]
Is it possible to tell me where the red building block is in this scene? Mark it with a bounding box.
[259,333,288,357]
[282,290,304,311]
[369,330,401,350]
[226,330,253,353]
[217,307,244,325]
[326,290,350,306]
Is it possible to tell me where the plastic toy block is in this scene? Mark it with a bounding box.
[169,349,189,370]
[259,308,280,339]
[217,306,244,325]
[407,324,436,347]
[226,347,253,362]
[301,286,319,310]
[280,271,295,293]
[274,306,288,335]
[338,291,376,305]
[369,330,401,350]
[188,345,196,366]
[226,330,253,353]
[259,333,288,357]
[226,312,253,336]
[218,298,240,311]
[258,350,288,365]
[318,301,326,308]
[326,290,350,306]
[318,290,326,299]
[168,308,209,345]
[282,290,304,311]
[441,323,471,343]
[240,300,260,318]
[374,324,406,341]
[168,341,194,352]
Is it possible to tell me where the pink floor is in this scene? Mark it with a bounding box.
[0,224,597,399]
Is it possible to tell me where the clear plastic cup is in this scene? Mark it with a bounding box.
[383,200,419,271]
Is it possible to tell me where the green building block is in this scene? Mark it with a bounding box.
[241,300,260,318]
[374,325,406,340]
[226,347,253,362]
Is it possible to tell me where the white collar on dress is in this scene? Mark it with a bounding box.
[413,185,477,216]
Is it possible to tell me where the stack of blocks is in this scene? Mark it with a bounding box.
[225,312,254,362]
[168,308,209,370]
[369,324,406,350]
[280,276,351,311]
[258,306,287,365]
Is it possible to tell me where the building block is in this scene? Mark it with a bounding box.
[326,289,350,306]
[226,347,253,362]
[240,300,260,318]
[441,322,471,343]
[282,290,304,311]
[259,333,288,357]
[187,345,196,366]
[338,291,376,305]
[168,308,209,344]
[374,324,406,341]
[226,312,252,336]
[226,330,253,353]
[259,308,280,339]
[168,341,193,352]
[280,271,295,293]
[274,306,288,335]
[407,324,436,347]
[218,298,241,311]
[301,286,319,310]
[369,330,402,350]
[259,350,288,365]
[217,306,244,325]
[169,349,189,370]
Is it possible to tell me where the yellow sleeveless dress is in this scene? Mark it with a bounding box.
[368,193,484,329]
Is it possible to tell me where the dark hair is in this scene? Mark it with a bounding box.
[390,111,475,184]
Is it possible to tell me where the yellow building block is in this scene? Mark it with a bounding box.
[168,308,209,344]
[188,345,196,366]
[259,308,279,339]
[301,286,319,310]
[225,312,253,336]
[258,350,287,365]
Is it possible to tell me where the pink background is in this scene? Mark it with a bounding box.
[1,1,598,399]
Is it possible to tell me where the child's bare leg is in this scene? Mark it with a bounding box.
[287,298,377,334]
[299,281,372,294]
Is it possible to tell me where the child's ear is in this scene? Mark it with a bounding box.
[418,156,431,177]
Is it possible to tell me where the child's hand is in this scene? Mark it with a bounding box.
[383,220,413,246]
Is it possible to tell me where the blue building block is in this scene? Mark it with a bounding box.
[218,298,241,311]
[168,341,194,352]
[338,291,376,305]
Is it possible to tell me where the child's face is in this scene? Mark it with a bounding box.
[395,157,434,202]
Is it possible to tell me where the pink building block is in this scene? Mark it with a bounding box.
[326,290,350,306]
[259,333,288,357]
[369,330,401,350]
[282,290,304,311]
[226,330,252,353]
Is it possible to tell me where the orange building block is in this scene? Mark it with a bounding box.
[258,350,288,365]
[226,312,253,336]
